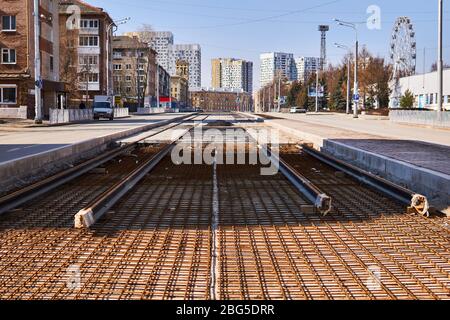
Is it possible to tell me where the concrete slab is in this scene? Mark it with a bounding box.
[252,112,450,214]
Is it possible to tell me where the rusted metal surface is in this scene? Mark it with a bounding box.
[0,119,448,300]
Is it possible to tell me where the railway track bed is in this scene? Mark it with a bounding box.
[0,118,448,300]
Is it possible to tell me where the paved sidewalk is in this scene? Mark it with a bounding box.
[265,112,450,146]
[0,113,189,164]
[264,112,450,176]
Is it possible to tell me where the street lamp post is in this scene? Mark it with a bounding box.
[437,0,443,117]
[335,43,351,114]
[315,71,319,113]
[33,0,42,124]
[106,17,130,96]
[335,19,359,118]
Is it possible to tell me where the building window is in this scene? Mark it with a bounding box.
[114,64,122,70]
[0,86,17,104]
[79,36,99,47]
[80,19,99,29]
[50,55,54,72]
[2,16,16,31]
[126,64,132,70]
[79,55,98,66]
[1,48,16,64]
[125,75,132,82]
[80,73,99,83]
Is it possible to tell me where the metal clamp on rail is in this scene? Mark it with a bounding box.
[74,119,205,228]
[75,143,175,228]
[0,114,197,217]
[261,145,332,216]
[300,145,430,217]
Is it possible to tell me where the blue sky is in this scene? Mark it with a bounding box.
[89,0,449,90]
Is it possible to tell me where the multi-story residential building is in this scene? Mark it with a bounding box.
[59,0,113,107]
[211,58,221,89]
[190,87,252,112]
[126,30,201,89]
[211,58,253,93]
[112,35,157,108]
[171,44,201,89]
[295,56,320,83]
[170,60,189,109]
[158,64,171,108]
[260,52,296,87]
[144,31,173,74]
[0,0,65,119]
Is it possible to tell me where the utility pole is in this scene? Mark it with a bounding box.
[33,0,42,124]
[437,0,443,117]
[268,85,272,112]
[136,49,141,108]
[335,19,359,118]
[346,56,351,114]
[277,72,281,112]
[156,65,160,108]
[335,43,351,114]
[315,71,319,113]
[262,88,265,112]
[354,39,359,118]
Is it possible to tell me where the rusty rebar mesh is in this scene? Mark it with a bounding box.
[0,133,449,300]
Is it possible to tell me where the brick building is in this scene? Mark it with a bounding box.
[59,0,113,107]
[112,35,157,109]
[0,0,65,119]
[190,88,252,112]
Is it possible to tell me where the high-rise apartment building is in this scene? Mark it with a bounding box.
[147,31,174,73]
[126,31,201,89]
[211,58,253,93]
[295,57,320,82]
[259,52,296,87]
[171,44,201,89]
[211,58,222,88]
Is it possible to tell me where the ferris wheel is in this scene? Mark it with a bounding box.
[389,17,417,107]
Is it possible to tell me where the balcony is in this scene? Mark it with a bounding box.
[79,27,100,36]
[78,47,100,55]
[78,83,100,91]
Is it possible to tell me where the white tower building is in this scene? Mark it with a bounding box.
[259,52,296,87]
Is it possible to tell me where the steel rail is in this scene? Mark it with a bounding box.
[256,143,332,216]
[243,128,331,215]
[300,145,430,217]
[74,118,207,228]
[0,114,199,216]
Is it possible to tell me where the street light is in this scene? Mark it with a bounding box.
[335,18,359,118]
[107,17,131,96]
[335,43,351,115]
[437,0,443,117]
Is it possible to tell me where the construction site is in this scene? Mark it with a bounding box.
[0,113,448,300]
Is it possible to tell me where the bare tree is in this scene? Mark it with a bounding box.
[134,24,155,46]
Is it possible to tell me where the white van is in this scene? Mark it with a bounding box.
[93,96,114,120]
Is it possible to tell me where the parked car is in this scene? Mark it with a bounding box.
[93,96,114,120]
[290,107,307,114]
